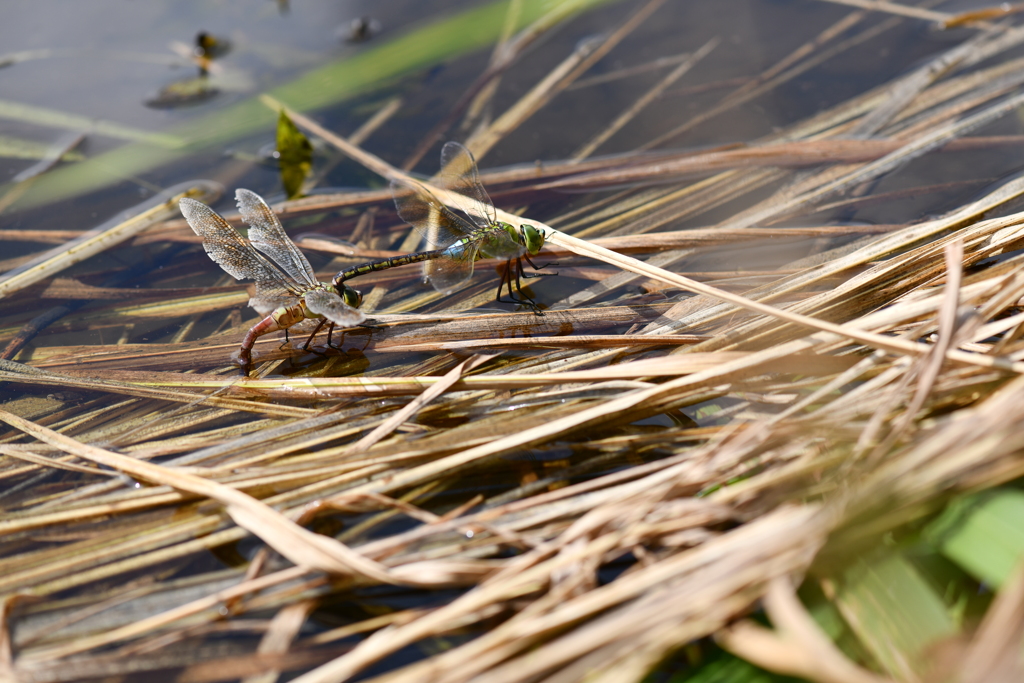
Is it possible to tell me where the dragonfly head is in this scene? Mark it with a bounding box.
[335,282,363,310]
[520,224,545,255]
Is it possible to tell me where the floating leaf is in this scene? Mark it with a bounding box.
[144,76,220,109]
[276,109,313,199]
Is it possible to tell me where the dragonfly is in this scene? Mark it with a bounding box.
[332,142,548,312]
[180,188,365,375]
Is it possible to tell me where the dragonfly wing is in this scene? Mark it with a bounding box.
[235,189,318,287]
[423,242,477,295]
[249,282,296,316]
[180,198,287,284]
[304,288,366,327]
[391,181,474,249]
[438,141,496,228]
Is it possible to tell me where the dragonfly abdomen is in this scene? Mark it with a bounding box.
[333,248,448,287]
[238,302,301,373]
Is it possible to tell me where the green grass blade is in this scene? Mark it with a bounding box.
[833,552,958,679]
[925,489,1024,589]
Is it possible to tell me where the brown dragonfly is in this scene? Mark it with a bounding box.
[180,189,365,374]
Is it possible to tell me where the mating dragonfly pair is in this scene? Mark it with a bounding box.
[179,142,548,375]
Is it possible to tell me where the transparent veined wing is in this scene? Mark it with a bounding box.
[235,188,318,288]
[437,141,496,228]
[303,288,366,326]
[391,181,476,249]
[180,197,297,292]
[249,282,298,316]
[422,240,480,294]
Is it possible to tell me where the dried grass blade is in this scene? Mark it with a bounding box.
[813,0,949,22]
[258,96,410,186]
[140,352,835,398]
[689,175,1024,335]
[0,230,84,244]
[944,4,1024,29]
[849,27,998,137]
[463,36,601,160]
[265,96,1024,376]
[289,505,827,683]
[717,577,893,683]
[726,89,1024,229]
[462,0,674,160]
[332,340,831,499]
[0,444,113,475]
[243,600,317,683]
[571,37,718,160]
[542,137,1024,190]
[344,354,495,455]
[0,408,402,585]
[643,7,892,149]
[889,241,965,437]
[376,334,708,352]
[349,97,402,147]
[0,181,219,299]
[402,0,614,168]
[0,369,313,417]
[9,132,84,184]
[539,230,1023,375]
[957,560,1024,683]
[18,567,307,662]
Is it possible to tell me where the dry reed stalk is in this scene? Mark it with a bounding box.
[0,183,219,300]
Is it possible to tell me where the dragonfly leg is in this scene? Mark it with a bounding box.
[522,253,558,277]
[298,320,345,362]
[496,258,543,315]
[301,319,328,352]
[494,262,516,304]
[278,327,292,351]
[516,258,543,316]
[324,322,340,350]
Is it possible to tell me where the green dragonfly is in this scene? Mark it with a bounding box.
[332,142,548,312]
[180,189,365,374]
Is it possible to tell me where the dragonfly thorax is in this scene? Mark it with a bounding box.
[273,302,309,327]
[493,222,546,256]
[288,283,362,322]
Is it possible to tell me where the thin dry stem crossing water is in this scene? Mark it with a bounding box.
[4,1,1024,682]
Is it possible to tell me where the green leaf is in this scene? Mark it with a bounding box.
[276,110,313,199]
[144,76,220,110]
[649,645,801,683]
[925,488,1024,589]
[832,551,958,679]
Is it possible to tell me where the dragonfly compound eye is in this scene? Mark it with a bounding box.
[340,285,363,309]
[522,225,545,254]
